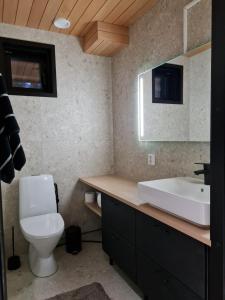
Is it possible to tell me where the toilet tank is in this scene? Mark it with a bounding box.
[19,175,57,219]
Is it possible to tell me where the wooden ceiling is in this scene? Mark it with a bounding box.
[0,0,156,37]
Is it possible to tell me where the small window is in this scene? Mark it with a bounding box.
[0,37,57,97]
[152,63,183,104]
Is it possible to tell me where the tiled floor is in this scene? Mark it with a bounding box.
[7,243,142,300]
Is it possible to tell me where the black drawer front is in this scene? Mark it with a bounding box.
[137,253,202,300]
[136,212,206,298]
[102,194,135,244]
[102,230,136,281]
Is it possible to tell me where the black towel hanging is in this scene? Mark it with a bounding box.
[0,74,26,183]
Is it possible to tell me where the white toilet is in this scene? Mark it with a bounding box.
[19,175,64,277]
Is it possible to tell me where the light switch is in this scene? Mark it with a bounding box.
[148,153,156,166]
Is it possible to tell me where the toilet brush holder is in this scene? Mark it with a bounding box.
[7,227,21,270]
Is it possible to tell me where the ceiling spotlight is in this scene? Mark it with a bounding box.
[54,18,71,29]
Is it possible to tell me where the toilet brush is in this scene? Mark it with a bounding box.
[7,226,21,270]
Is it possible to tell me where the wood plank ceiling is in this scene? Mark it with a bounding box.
[0,0,156,37]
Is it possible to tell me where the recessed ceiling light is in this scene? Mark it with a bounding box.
[54,18,71,29]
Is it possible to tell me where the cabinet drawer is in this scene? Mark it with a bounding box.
[136,212,207,298]
[137,253,202,300]
[102,230,136,281]
[102,194,135,244]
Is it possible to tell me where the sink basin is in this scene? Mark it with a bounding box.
[137,177,210,226]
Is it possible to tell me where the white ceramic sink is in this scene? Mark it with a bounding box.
[137,177,210,226]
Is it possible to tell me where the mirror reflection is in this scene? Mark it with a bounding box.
[138,46,211,142]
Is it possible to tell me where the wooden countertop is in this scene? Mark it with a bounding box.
[80,175,211,247]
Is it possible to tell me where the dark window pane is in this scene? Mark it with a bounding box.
[11,58,42,90]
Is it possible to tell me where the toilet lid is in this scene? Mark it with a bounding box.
[20,213,64,239]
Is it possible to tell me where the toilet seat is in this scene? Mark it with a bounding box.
[20,213,64,240]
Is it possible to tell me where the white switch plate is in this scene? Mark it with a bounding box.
[148,153,156,166]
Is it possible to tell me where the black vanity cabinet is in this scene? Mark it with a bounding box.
[136,212,208,300]
[137,254,202,300]
[101,193,208,300]
[102,194,136,281]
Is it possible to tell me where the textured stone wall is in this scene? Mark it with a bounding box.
[112,0,211,181]
[0,23,114,255]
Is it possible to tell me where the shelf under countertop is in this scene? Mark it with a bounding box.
[85,201,101,217]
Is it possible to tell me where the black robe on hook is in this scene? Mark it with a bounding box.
[0,74,26,183]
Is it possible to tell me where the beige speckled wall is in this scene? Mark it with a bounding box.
[112,0,211,181]
[0,0,211,256]
[0,23,113,255]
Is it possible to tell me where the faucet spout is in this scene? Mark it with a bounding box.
[194,163,211,185]
[194,169,205,176]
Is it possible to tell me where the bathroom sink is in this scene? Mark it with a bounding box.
[137,177,210,226]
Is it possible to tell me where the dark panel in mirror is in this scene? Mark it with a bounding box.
[152,63,183,105]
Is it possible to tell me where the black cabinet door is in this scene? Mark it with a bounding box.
[136,212,207,298]
[102,194,135,245]
[102,194,136,281]
[101,194,207,299]
[137,253,202,300]
[102,230,136,281]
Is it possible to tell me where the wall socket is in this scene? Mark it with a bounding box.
[148,153,156,166]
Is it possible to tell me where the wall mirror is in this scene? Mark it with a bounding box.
[138,44,211,142]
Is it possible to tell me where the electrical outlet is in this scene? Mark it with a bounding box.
[148,153,156,166]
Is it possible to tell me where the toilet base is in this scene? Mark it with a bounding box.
[29,245,58,277]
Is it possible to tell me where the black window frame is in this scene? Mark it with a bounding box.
[0,37,57,97]
[152,63,183,105]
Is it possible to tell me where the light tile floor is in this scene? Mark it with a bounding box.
[7,243,142,300]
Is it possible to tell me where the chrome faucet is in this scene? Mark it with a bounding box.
[194,163,210,185]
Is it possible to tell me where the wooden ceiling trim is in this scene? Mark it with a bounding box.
[93,39,111,55]
[83,31,101,53]
[60,0,93,35]
[49,0,78,32]
[125,0,156,25]
[15,0,34,26]
[103,0,136,24]
[38,0,64,30]
[83,21,101,52]
[27,0,49,28]
[83,21,129,56]
[80,0,121,37]
[0,0,3,22]
[83,20,98,43]
[70,0,107,36]
[99,30,129,44]
[83,22,129,52]
[101,42,124,56]
[3,0,19,24]
[98,21,129,35]
[114,0,150,25]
